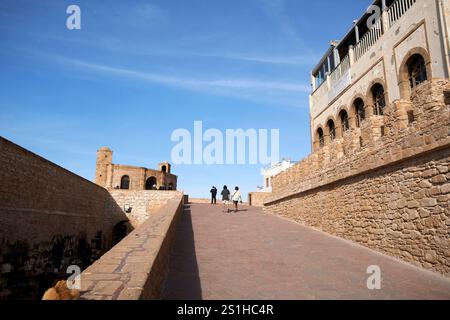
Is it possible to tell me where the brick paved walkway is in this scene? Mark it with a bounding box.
[162,203,450,300]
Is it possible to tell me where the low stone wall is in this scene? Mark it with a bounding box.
[248,192,271,207]
[79,195,184,300]
[189,198,211,204]
[108,190,183,227]
[265,80,450,276]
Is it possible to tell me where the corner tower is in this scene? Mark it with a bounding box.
[95,147,113,187]
[158,161,171,174]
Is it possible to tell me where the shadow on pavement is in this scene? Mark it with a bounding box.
[161,204,202,300]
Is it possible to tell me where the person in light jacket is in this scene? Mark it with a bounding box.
[231,186,243,213]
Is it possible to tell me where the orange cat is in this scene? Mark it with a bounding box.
[42,280,80,300]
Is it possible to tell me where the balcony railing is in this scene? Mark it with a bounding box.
[388,0,417,27]
[354,19,383,62]
[330,54,350,86]
[312,0,419,100]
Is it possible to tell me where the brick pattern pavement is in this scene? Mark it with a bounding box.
[162,203,450,300]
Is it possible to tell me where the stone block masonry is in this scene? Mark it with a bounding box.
[79,196,184,300]
[265,80,450,277]
[248,192,271,207]
[108,190,184,227]
[0,137,129,248]
[0,137,130,299]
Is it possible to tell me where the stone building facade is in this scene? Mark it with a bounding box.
[310,0,449,152]
[95,147,177,191]
[265,0,450,277]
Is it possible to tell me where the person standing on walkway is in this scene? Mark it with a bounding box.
[221,185,230,213]
[231,186,243,213]
[210,186,218,205]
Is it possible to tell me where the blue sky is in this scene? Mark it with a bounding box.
[0,0,368,199]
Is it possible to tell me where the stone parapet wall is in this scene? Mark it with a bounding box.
[79,195,184,300]
[270,80,450,202]
[0,136,128,251]
[108,190,183,227]
[0,137,129,298]
[248,192,271,207]
[265,79,450,276]
[189,198,211,204]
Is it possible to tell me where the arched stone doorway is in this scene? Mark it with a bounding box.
[120,175,130,190]
[145,177,157,190]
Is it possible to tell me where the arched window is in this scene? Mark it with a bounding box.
[317,128,324,148]
[372,84,386,115]
[120,175,130,190]
[145,177,157,190]
[353,98,366,128]
[339,110,349,133]
[161,165,167,173]
[408,54,427,89]
[327,120,336,141]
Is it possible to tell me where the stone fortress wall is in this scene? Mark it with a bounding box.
[265,79,450,277]
[0,137,128,298]
[248,192,271,207]
[0,137,128,251]
[108,190,184,227]
[265,0,450,277]
[0,137,182,299]
[79,196,184,300]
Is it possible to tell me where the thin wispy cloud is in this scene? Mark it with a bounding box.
[49,54,310,106]
[34,32,317,67]
[212,53,319,66]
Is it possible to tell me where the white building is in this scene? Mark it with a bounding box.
[257,159,296,193]
[309,0,450,152]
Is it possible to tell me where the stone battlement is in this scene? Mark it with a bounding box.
[265,79,450,276]
[268,79,450,203]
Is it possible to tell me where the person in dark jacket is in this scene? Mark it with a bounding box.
[210,186,218,204]
[221,185,231,213]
